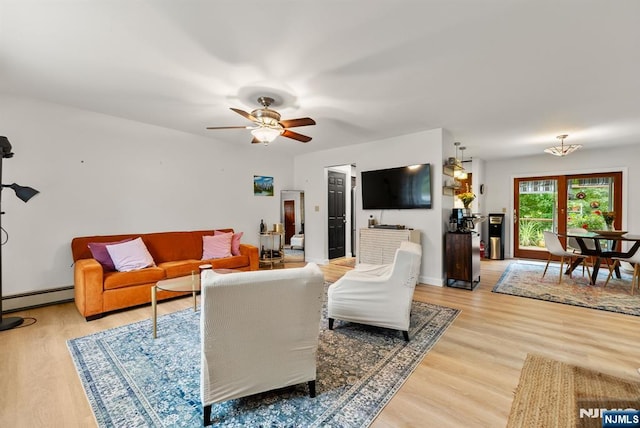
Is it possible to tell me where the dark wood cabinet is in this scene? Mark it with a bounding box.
[446,232,480,289]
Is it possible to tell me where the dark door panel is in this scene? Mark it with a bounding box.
[328,170,346,259]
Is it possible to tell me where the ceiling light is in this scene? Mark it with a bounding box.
[250,126,283,145]
[544,134,582,157]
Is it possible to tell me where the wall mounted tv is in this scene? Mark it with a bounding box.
[361,163,432,209]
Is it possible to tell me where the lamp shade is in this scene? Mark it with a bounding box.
[2,183,39,202]
[544,134,581,157]
[0,136,14,158]
[251,126,283,144]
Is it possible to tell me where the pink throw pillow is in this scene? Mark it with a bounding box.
[87,238,133,271]
[203,233,232,259]
[215,230,243,256]
[106,237,155,272]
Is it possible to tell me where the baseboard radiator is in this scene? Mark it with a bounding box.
[2,286,74,313]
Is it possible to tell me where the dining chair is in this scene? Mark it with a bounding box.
[567,228,597,277]
[542,231,578,283]
[604,251,640,295]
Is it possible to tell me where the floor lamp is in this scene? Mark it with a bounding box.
[0,136,39,331]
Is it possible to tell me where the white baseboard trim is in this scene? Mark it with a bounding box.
[419,276,444,287]
[2,286,74,312]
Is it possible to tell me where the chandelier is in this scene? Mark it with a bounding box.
[544,134,582,157]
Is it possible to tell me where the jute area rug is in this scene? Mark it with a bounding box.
[492,260,640,316]
[68,286,458,427]
[508,354,640,428]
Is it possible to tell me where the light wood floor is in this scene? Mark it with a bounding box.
[1,259,639,427]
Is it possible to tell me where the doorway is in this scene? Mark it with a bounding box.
[328,170,346,259]
[513,172,622,260]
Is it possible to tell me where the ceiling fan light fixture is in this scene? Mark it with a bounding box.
[251,126,283,144]
[544,134,582,157]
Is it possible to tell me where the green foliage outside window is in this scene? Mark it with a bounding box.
[518,185,611,247]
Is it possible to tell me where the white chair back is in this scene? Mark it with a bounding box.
[200,263,324,408]
[543,231,567,255]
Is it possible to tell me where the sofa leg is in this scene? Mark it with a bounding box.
[402,331,410,342]
[203,404,212,426]
[308,380,316,398]
[328,318,334,330]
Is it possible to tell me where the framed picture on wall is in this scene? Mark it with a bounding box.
[254,175,274,196]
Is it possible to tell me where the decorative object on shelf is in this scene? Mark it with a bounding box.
[544,134,582,157]
[602,211,615,230]
[260,219,265,233]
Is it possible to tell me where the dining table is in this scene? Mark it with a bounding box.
[560,230,640,285]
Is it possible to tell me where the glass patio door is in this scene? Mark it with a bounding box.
[514,172,622,260]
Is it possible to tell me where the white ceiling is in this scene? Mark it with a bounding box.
[2,0,639,160]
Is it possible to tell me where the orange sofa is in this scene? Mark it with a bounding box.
[71,229,259,320]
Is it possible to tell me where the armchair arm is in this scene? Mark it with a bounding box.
[352,263,393,277]
[73,258,105,319]
[238,243,259,270]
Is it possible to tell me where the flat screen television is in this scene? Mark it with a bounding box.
[361,163,432,209]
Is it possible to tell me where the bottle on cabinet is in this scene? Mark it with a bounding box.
[260,219,265,233]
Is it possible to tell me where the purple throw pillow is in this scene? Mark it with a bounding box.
[87,238,133,271]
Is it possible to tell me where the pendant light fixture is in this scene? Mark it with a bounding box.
[544,134,582,157]
[452,142,467,179]
[457,146,468,180]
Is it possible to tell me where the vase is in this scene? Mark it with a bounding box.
[462,208,472,217]
[606,223,614,231]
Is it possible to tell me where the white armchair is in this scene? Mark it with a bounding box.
[200,263,324,426]
[327,241,422,341]
[290,234,304,249]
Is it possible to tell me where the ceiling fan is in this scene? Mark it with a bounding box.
[206,96,316,145]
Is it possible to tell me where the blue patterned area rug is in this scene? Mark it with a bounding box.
[492,260,640,316]
[68,292,459,427]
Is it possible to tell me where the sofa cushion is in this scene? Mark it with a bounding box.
[203,233,232,259]
[103,267,166,290]
[203,254,250,270]
[158,260,209,279]
[87,238,133,271]
[215,230,243,256]
[106,237,156,272]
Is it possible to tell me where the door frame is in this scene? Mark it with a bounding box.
[513,171,623,260]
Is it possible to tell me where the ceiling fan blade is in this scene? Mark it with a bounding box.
[251,137,262,144]
[282,129,312,143]
[230,107,259,123]
[279,117,316,128]
[206,126,251,130]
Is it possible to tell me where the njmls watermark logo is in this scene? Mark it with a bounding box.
[577,400,640,428]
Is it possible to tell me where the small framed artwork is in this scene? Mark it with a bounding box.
[254,175,274,196]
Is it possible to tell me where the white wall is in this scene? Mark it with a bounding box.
[6,95,637,302]
[294,128,447,285]
[0,96,292,299]
[484,145,639,258]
